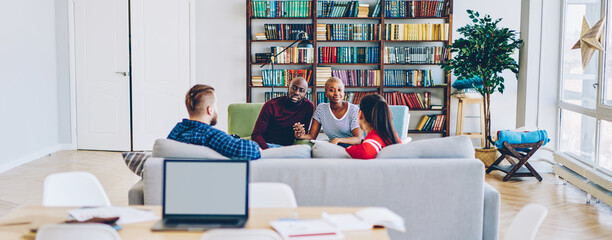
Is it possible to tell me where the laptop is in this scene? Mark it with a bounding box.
[151,159,249,231]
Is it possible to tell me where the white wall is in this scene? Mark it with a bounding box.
[449,0,522,146]
[0,0,62,171]
[56,0,72,144]
[196,0,247,132]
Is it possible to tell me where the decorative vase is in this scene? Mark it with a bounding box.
[475,148,498,167]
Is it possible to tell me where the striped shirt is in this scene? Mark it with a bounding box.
[345,130,388,159]
[313,102,360,141]
[168,119,261,160]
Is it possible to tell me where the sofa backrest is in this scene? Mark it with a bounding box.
[143,157,486,240]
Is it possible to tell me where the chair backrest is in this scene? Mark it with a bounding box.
[43,171,111,207]
[503,203,548,240]
[228,103,265,138]
[36,223,121,240]
[249,182,297,208]
[201,229,281,240]
[389,105,410,142]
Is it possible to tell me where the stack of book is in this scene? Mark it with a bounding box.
[317,24,327,41]
[316,67,333,86]
[416,114,446,132]
[358,4,369,17]
[384,23,449,41]
[332,69,380,86]
[384,69,433,87]
[382,91,431,109]
[252,76,263,86]
[254,33,267,40]
[384,46,447,64]
[255,53,272,63]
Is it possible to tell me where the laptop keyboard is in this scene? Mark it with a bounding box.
[165,218,239,225]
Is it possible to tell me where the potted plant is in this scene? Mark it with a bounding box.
[440,10,523,165]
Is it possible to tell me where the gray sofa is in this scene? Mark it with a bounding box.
[128,136,500,240]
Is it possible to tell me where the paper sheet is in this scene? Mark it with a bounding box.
[67,207,160,224]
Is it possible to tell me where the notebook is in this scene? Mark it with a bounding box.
[151,159,249,231]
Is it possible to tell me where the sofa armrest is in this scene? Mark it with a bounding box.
[483,182,500,240]
[128,180,144,205]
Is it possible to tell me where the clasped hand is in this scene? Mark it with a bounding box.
[293,122,305,138]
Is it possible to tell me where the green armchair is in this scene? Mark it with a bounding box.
[227,103,264,140]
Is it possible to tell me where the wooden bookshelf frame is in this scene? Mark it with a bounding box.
[247,0,453,136]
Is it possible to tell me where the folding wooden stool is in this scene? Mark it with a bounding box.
[486,140,544,182]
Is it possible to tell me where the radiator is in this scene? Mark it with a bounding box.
[553,152,612,206]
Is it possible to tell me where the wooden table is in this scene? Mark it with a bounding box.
[0,206,389,240]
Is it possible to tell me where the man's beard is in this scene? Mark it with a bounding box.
[210,112,218,126]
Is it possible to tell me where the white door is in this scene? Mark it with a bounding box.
[130,0,195,150]
[74,0,131,151]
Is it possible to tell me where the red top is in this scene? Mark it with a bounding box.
[251,96,314,149]
[346,130,388,159]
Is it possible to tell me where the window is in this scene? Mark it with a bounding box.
[560,0,612,170]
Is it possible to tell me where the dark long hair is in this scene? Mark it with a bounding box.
[359,94,399,145]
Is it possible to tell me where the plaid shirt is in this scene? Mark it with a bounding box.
[168,119,261,160]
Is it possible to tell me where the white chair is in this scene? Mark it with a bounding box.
[503,203,548,240]
[249,182,297,208]
[201,229,281,240]
[43,171,111,207]
[36,223,121,240]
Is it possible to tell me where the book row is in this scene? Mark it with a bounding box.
[318,47,380,63]
[385,0,451,18]
[383,46,447,64]
[385,23,449,41]
[316,24,380,41]
[384,69,434,87]
[252,69,313,86]
[316,91,377,104]
[257,46,314,64]
[265,92,314,102]
[263,24,313,40]
[416,114,446,131]
[383,91,431,109]
[317,1,373,18]
[316,69,382,87]
[251,1,312,18]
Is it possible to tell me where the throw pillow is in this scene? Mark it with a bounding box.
[122,152,150,177]
[152,139,229,159]
[377,136,475,159]
[312,141,350,158]
[261,144,312,158]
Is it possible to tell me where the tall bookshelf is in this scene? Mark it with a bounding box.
[247,0,453,137]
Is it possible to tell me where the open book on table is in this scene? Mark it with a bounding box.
[322,207,406,232]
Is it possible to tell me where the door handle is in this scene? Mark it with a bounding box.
[116,72,129,76]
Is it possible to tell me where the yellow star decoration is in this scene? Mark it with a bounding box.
[572,16,606,69]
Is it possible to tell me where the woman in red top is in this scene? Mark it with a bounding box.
[346,94,400,159]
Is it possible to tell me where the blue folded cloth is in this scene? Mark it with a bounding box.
[452,76,483,89]
[495,130,549,149]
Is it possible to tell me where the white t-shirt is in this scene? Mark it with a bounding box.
[313,102,360,140]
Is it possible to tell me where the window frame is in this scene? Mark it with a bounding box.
[559,0,612,165]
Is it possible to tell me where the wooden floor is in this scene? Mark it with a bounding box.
[1,150,611,239]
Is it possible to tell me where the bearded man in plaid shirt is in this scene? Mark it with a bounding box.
[168,84,261,160]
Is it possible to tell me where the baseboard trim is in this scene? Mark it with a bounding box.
[0,145,63,174]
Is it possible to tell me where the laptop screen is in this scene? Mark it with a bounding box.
[163,160,248,216]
